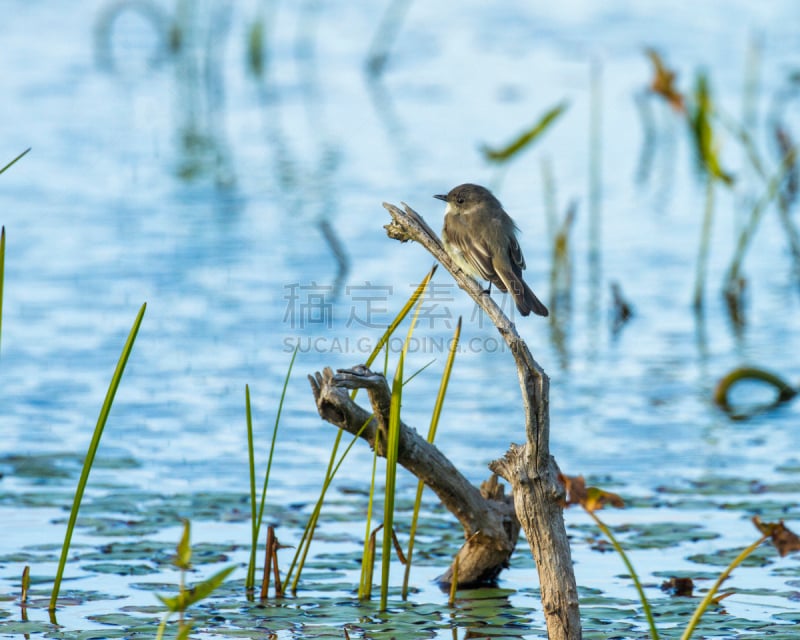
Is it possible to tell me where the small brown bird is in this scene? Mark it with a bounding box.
[434,183,548,317]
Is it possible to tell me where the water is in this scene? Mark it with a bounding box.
[2,1,800,637]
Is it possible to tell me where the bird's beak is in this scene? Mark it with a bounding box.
[433,194,447,202]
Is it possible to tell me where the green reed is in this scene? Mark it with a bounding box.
[286,266,436,593]
[380,349,404,611]
[49,303,146,612]
[0,147,30,175]
[245,384,257,592]
[359,270,431,603]
[588,509,659,640]
[245,345,298,593]
[155,519,236,640]
[402,317,461,598]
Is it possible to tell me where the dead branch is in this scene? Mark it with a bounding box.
[309,365,519,586]
[383,201,581,640]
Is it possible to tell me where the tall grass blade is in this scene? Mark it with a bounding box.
[359,345,428,598]
[247,345,299,591]
[377,280,427,608]
[590,511,659,640]
[365,526,381,600]
[380,349,404,611]
[286,267,436,592]
[49,302,146,611]
[286,414,373,591]
[402,317,461,598]
[284,428,343,592]
[0,147,31,175]
[401,358,435,386]
[366,265,437,370]
[680,535,768,640]
[359,432,381,599]
[372,273,430,605]
[448,556,459,607]
[245,385,257,592]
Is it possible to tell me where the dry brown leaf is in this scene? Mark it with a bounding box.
[753,516,800,557]
[558,473,587,508]
[645,48,685,112]
[559,474,624,512]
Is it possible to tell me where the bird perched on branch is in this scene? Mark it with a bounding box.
[435,183,548,317]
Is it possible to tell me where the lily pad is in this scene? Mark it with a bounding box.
[0,620,58,634]
[82,562,160,576]
[687,544,775,567]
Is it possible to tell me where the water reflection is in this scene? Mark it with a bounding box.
[94,0,239,192]
[245,0,350,299]
[93,0,173,73]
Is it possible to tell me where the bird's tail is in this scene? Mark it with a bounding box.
[499,269,549,317]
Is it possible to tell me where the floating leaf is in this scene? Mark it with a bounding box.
[481,101,568,163]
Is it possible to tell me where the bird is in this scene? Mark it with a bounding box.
[434,183,548,317]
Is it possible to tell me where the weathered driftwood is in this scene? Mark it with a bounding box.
[309,201,581,639]
[309,365,519,586]
[384,202,580,639]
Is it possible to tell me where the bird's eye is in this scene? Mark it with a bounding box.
[456,197,464,204]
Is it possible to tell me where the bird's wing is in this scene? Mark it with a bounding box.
[507,235,527,272]
[445,216,496,282]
